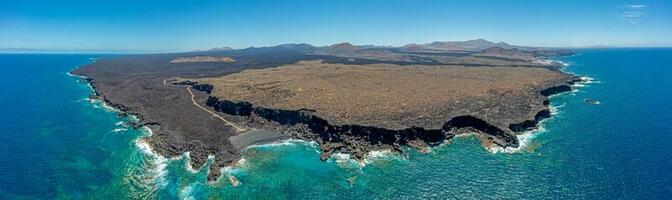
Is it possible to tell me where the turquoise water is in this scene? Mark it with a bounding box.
[1,49,671,199]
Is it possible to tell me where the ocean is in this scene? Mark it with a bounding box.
[0,49,670,199]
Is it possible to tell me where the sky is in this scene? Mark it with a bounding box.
[1,0,671,52]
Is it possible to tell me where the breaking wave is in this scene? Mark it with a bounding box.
[111,127,128,133]
[135,139,169,188]
[244,139,318,151]
[488,125,547,153]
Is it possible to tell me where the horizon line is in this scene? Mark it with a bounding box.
[2,42,672,54]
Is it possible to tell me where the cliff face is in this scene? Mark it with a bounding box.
[205,96,518,160]
[508,77,582,132]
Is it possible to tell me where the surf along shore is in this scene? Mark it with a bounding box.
[71,41,583,181]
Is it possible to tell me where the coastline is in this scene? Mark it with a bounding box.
[76,74,273,186]
[71,70,188,188]
[11,48,668,199]
[71,52,587,184]
[488,59,594,153]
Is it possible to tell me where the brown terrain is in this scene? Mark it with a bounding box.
[194,60,569,130]
[72,39,581,181]
[170,56,236,63]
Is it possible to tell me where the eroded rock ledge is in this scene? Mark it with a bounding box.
[205,96,518,160]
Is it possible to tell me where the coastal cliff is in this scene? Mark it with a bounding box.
[71,40,578,181]
[190,61,583,172]
[205,95,520,160]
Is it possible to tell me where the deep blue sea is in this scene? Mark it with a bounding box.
[0,49,671,199]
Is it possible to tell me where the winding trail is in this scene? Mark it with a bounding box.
[164,78,247,132]
[187,87,247,132]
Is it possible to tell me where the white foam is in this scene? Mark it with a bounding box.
[363,149,400,164]
[236,157,247,167]
[141,126,154,136]
[177,185,195,200]
[580,76,601,84]
[182,152,198,173]
[547,92,568,98]
[329,152,366,167]
[243,139,317,150]
[86,95,122,113]
[73,65,183,189]
[488,125,547,153]
[573,76,600,88]
[76,77,123,114]
[550,103,565,115]
[129,115,139,123]
[220,166,235,174]
[219,157,247,175]
[330,152,352,163]
[100,102,121,112]
[73,98,89,103]
[367,149,393,159]
[218,166,242,186]
[111,127,128,133]
[532,59,553,65]
[454,132,477,138]
[326,148,403,168]
[135,139,169,188]
[557,60,569,67]
[66,71,87,79]
[535,59,570,67]
[181,153,216,173]
[136,127,208,184]
[488,78,578,153]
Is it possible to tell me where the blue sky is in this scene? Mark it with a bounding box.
[1,0,671,52]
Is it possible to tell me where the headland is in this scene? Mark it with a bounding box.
[71,39,581,181]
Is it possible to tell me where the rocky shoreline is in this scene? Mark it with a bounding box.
[71,40,581,182]
[79,72,582,182]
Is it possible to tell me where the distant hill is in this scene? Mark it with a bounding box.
[401,39,523,52]
[302,39,574,64]
[208,47,234,51]
[314,42,360,55]
[273,43,318,52]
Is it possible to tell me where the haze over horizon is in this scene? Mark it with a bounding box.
[2,0,671,52]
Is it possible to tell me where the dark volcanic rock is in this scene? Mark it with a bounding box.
[71,41,578,181]
[207,96,518,159]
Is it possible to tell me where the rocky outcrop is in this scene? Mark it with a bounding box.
[508,109,552,132]
[172,81,214,94]
[540,85,572,96]
[540,77,582,96]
